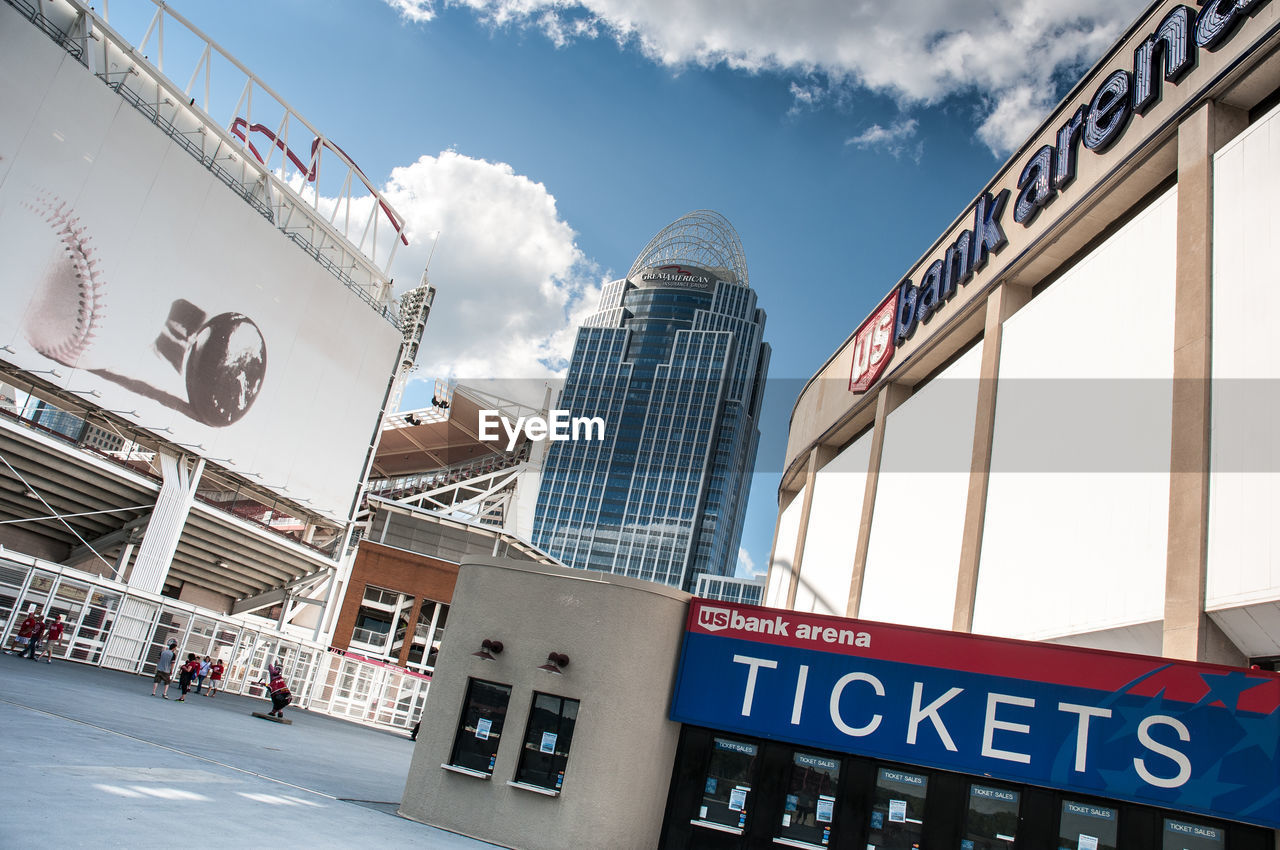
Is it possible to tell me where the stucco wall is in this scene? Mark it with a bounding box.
[398,558,690,850]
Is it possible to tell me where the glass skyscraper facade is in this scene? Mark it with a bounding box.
[533,211,769,591]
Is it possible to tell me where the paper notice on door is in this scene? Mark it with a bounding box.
[888,799,907,823]
[1078,835,1098,850]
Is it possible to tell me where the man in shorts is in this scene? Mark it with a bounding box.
[7,609,40,655]
[39,613,65,663]
[151,639,177,698]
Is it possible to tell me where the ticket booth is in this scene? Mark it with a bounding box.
[660,601,1280,849]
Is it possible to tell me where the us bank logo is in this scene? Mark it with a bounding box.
[697,606,731,632]
[849,288,898,394]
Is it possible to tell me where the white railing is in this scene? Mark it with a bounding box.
[9,0,406,319]
[0,552,427,731]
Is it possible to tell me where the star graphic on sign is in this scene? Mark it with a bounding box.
[1195,671,1269,711]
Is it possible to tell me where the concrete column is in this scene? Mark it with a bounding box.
[762,492,792,606]
[1163,100,1247,663]
[785,445,835,609]
[846,382,910,618]
[953,282,1031,632]
[128,452,205,594]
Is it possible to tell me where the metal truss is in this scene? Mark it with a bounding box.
[393,462,528,527]
[627,209,750,286]
[17,0,408,320]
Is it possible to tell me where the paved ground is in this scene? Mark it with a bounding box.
[0,651,497,848]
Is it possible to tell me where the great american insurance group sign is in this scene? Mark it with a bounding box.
[670,600,1280,829]
[848,0,1272,395]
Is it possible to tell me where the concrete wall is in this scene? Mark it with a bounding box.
[398,558,689,850]
[975,186,1177,641]
[861,340,983,629]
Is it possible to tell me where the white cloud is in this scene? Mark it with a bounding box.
[737,546,764,579]
[329,151,603,392]
[846,119,923,162]
[386,0,1146,156]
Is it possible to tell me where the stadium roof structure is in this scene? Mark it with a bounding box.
[371,385,545,480]
[627,209,750,287]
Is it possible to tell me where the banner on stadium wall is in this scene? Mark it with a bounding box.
[670,600,1280,829]
[0,18,402,518]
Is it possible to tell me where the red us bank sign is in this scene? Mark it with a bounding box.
[848,288,897,394]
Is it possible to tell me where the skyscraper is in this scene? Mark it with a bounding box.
[533,210,769,591]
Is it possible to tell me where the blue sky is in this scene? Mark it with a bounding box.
[111,0,1148,578]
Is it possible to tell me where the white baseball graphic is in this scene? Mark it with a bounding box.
[18,193,106,367]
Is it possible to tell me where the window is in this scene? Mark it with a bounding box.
[963,784,1020,849]
[1163,818,1224,850]
[867,767,927,850]
[775,750,840,848]
[513,692,579,792]
[1058,800,1118,850]
[447,679,511,776]
[694,737,758,834]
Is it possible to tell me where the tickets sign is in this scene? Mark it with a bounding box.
[670,600,1280,829]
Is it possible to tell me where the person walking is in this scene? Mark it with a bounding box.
[152,640,177,698]
[21,615,47,661]
[206,657,224,697]
[176,653,199,701]
[195,656,211,694]
[7,609,40,655]
[38,613,65,663]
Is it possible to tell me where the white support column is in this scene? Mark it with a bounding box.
[128,452,206,594]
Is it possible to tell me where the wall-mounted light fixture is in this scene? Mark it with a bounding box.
[472,639,503,661]
[537,652,570,675]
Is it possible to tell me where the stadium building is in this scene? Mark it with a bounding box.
[402,1,1280,848]
[0,0,433,725]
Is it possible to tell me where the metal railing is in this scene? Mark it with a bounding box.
[0,552,428,731]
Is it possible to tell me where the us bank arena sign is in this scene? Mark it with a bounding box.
[670,600,1280,829]
[850,0,1271,394]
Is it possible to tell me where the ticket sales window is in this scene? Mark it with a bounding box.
[774,751,840,848]
[512,692,579,792]
[867,767,928,850]
[447,679,511,775]
[694,737,759,833]
[1162,818,1225,850]
[1058,800,1118,850]
[962,784,1020,849]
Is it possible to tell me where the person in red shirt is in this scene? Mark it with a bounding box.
[258,663,292,718]
[206,658,225,697]
[7,610,41,655]
[21,615,47,661]
[39,613,65,663]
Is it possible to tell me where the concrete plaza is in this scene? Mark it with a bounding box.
[0,651,496,848]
